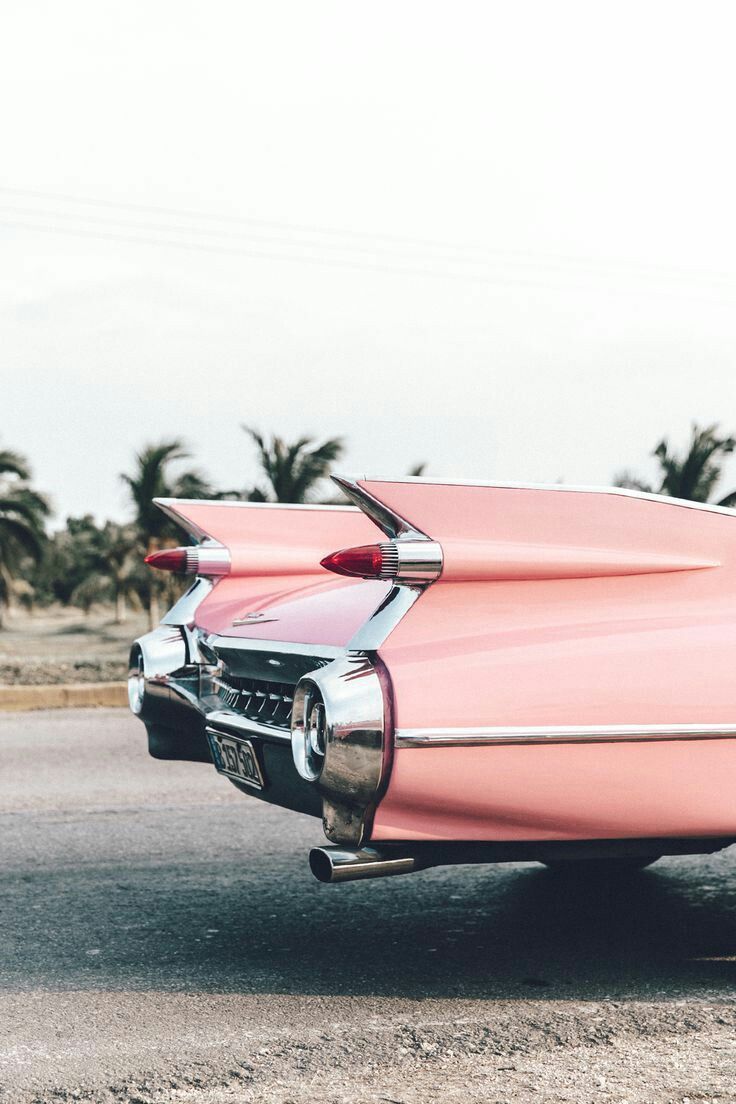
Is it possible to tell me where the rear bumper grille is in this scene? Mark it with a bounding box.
[213,674,295,729]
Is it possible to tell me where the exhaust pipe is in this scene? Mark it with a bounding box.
[309,846,417,884]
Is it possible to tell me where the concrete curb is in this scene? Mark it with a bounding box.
[0,682,128,711]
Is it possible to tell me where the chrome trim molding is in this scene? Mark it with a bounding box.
[205,709,293,744]
[155,496,359,512]
[395,723,736,748]
[393,539,443,582]
[291,681,328,781]
[162,577,214,626]
[154,496,359,543]
[207,634,343,659]
[131,626,188,683]
[347,584,423,651]
[365,540,443,583]
[331,475,428,539]
[336,475,736,519]
[290,653,389,846]
[186,544,231,575]
[128,626,188,714]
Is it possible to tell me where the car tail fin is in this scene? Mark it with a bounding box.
[332,477,724,582]
[153,498,380,577]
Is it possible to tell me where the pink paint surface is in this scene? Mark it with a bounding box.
[372,740,736,841]
[367,481,736,842]
[196,573,389,646]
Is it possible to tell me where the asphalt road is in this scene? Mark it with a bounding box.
[2,709,736,1103]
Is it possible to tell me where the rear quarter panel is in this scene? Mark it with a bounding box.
[371,485,736,842]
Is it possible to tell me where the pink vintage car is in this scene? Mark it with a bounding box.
[129,476,736,882]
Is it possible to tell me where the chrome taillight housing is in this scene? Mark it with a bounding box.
[145,543,231,576]
[290,654,392,846]
[291,682,328,781]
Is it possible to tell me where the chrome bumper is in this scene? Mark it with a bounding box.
[129,621,392,846]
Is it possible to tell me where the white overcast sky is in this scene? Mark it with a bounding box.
[2,0,736,522]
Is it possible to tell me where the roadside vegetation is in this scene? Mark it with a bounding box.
[1,421,735,635]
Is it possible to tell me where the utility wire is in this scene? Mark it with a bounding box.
[3,183,736,287]
[4,215,736,305]
[2,203,736,291]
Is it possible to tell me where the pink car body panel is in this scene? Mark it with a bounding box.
[160,479,736,848]
[197,574,389,647]
[363,479,736,843]
[372,740,736,842]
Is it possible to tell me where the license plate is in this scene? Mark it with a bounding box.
[206,729,265,790]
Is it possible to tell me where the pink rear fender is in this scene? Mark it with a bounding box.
[343,479,736,844]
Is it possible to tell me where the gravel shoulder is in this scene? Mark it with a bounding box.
[2,710,736,1103]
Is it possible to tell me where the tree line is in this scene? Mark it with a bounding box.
[1,422,734,630]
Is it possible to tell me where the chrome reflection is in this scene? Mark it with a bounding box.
[309,845,415,883]
[292,682,327,781]
[161,577,214,627]
[128,646,146,714]
[347,584,422,651]
[290,653,390,846]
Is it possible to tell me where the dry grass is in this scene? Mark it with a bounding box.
[0,606,148,685]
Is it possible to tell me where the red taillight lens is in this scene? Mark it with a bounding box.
[145,545,231,576]
[145,547,193,573]
[320,544,390,579]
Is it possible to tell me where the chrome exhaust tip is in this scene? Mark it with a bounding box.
[309,846,416,884]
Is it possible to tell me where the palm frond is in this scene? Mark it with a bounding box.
[612,470,654,493]
[0,448,31,481]
[243,426,344,502]
[0,515,45,561]
[653,423,735,502]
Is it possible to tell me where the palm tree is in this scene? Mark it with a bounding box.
[615,423,736,506]
[0,451,50,627]
[100,521,140,624]
[122,440,214,627]
[243,426,344,503]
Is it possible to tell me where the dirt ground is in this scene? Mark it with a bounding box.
[0,606,147,684]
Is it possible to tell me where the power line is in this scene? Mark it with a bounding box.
[0,215,565,286]
[0,183,503,255]
[1,201,734,290]
[3,183,736,287]
[4,215,736,305]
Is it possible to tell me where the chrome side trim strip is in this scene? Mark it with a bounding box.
[155,496,359,512]
[395,723,736,747]
[154,497,359,542]
[336,475,736,519]
[207,634,343,659]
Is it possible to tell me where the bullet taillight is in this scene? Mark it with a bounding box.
[321,540,443,583]
[145,545,231,576]
[320,543,399,579]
